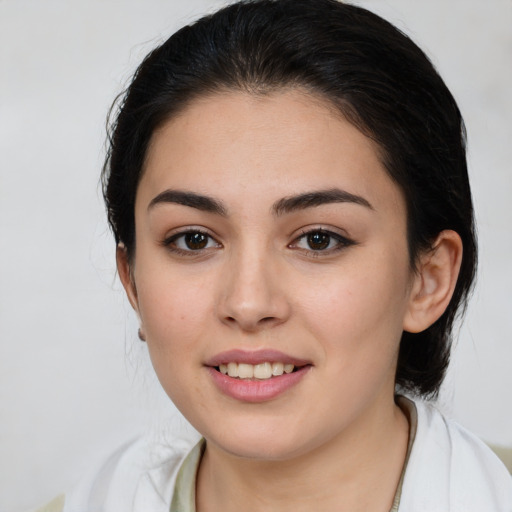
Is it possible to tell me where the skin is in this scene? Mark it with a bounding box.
[118,89,462,511]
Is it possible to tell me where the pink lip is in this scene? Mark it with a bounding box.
[207,366,311,403]
[205,349,310,367]
[204,349,312,403]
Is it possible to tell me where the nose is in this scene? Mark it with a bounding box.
[217,246,291,332]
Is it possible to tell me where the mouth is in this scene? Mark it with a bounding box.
[205,349,311,402]
[214,361,302,380]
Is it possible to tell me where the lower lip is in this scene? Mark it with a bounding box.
[207,366,311,403]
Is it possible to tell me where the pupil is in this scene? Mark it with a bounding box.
[308,232,330,250]
[185,232,207,250]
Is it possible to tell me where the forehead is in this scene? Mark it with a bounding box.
[139,89,405,216]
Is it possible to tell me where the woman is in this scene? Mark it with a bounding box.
[39,0,512,510]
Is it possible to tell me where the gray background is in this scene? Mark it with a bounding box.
[1,1,511,510]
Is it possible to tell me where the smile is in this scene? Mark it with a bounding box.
[205,349,311,402]
[218,362,296,380]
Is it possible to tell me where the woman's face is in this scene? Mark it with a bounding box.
[122,90,419,460]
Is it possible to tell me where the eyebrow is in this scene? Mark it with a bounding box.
[148,189,228,216]
[272,188,374,215]
[147,187,373,217]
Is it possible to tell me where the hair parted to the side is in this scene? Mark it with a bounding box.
[102,0,477,398]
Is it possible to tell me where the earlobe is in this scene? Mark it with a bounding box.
[116,244,140,313]
[403,230,463,333]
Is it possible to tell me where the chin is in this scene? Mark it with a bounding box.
[213,436,303,461]
[201,417,322,462]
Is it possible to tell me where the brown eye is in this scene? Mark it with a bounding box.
[185,232,208,250]
[164,230,220,253]
[290,228,355,255]
[307,231,331,250]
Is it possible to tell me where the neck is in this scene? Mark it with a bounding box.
[196,393,409,512]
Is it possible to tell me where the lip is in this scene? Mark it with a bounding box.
[205,349,312,403]
[205,348,311,367]
[207,366,311,403]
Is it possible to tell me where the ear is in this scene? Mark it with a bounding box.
[403,230,463,333]
[116,244,140,313]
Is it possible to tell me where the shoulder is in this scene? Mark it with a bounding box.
[60,430,201,512]
[400,398,512,511]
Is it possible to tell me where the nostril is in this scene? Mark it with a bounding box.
[222,315,279,330]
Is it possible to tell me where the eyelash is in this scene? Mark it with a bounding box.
[161,227,355,257]
[162,228,221,256]
[290,228,356,256]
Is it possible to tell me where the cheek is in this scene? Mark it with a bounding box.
[298,253,411,354]
[135,268,213,356]
[135,275,214,408]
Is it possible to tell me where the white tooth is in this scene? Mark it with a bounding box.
[284,364,294,374]
[227,362,239,378]
[238,363,254,379]
[254,362,272,379]
[271,362,284,376]
[219,364,228,375]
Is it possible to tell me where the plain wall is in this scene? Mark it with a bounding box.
[0,1,510,510]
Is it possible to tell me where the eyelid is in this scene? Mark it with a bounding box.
[161,226,222,255]
[288,226,356,254]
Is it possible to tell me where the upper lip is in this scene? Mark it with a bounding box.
[205,349,311,367]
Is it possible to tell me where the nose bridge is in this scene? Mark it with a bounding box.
[218,237,289,331]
